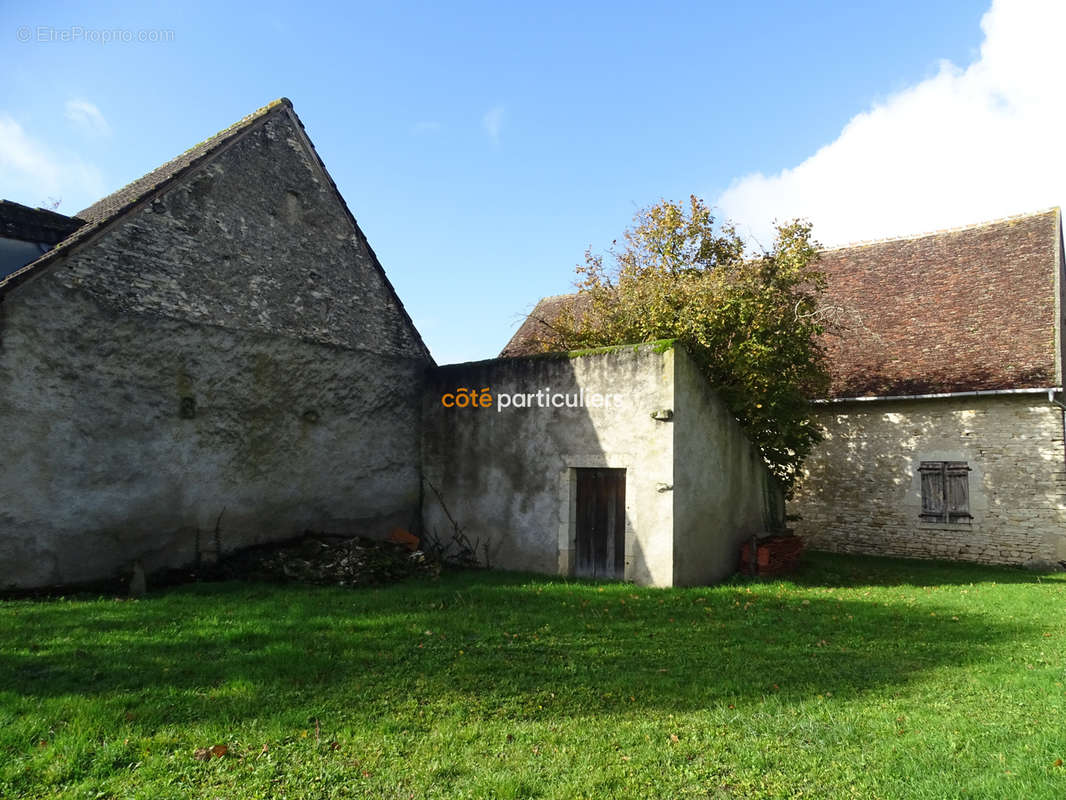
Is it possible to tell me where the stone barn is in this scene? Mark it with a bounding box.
[789,210,1066,567]
[0,99,431,589]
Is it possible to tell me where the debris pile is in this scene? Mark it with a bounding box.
[216,531,441,586]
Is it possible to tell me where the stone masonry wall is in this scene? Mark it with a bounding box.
[790,395,1066,566]
[423,346,676,586]
[0,109,429,589]
[54,110,426,360]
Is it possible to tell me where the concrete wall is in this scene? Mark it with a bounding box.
[672,348,782,585]
[422,345,676,585]
[0,112,428,589]
[790,395,1066,566]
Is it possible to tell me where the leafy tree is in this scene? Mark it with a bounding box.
[551,195,830,492]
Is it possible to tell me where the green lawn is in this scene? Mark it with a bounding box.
[2,553,1065,799]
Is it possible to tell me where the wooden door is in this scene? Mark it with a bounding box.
[575,468,626,580]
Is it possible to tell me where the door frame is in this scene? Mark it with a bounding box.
[557,455,636,581]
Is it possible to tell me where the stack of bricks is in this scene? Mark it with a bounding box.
[739,534,804,577]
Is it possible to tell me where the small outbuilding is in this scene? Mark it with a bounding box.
[422,343,784,587]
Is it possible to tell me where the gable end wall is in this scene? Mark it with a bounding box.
[0,111,429,589]
[29,111,425,360]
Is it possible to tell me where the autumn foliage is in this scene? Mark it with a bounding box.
[551,196,831,491]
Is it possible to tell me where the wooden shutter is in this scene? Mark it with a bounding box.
[945,462,971,522]
[919,461,945,521]
[919,461,971,523]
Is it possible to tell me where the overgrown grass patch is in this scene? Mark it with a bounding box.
[2,552,1065,798]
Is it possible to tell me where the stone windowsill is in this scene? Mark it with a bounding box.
[918,520,974,530]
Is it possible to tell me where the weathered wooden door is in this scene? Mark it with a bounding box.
[575,468,626,579]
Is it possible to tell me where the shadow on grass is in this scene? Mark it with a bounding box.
[0,561,1040,729]
[786,550,1065,588]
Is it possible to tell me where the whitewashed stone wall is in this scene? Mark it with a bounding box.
[790,395,1066,566]
[0,109,430,589]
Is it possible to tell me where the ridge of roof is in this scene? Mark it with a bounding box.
[0,99,291,295]
[77,98,291,224]
[819,207,1060,253]
[507,207,1062,313]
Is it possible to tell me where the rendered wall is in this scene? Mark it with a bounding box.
[422,346,676,586]
[671,348,783,585]
[789,395,1066,566]
[0,111,428,589]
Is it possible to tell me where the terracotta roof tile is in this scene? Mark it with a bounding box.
[498,293,591,357]
[500,209,1065,398]
[819,208,1061,397]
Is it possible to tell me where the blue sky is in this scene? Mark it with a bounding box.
[2,0,1061,364]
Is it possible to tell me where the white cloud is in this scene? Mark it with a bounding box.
[715,0,1066,248]
[64,99,112,137]
[482,105,505,143]
[0,115,105,213]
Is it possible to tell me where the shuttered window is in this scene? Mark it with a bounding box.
[919,461,971,523]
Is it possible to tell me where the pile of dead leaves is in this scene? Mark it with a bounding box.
[215,534,441,587]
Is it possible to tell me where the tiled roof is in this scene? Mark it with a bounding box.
[500,209,1065,397]
[498,293,592,358]
[0,99,288,295]
[0,200,84,245]
[818,208,1062,397]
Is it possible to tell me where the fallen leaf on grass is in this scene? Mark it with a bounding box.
[193,744,229,761]
[669,734,680,743]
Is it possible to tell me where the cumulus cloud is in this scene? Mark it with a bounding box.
[715,0,1065,248]
[0,115,105,212]
[64,99,112,137]
[482,105,505,143]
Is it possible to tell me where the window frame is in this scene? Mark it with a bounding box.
[918,460,972,524]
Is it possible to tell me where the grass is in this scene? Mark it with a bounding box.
[2,552,1065,799]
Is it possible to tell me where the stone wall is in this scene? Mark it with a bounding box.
[423,344,782,587]
[0,110,429,589]
[672,346,783,585]
[53,111,425,359]
[422,346,676,585]
[790,395,1066,566]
